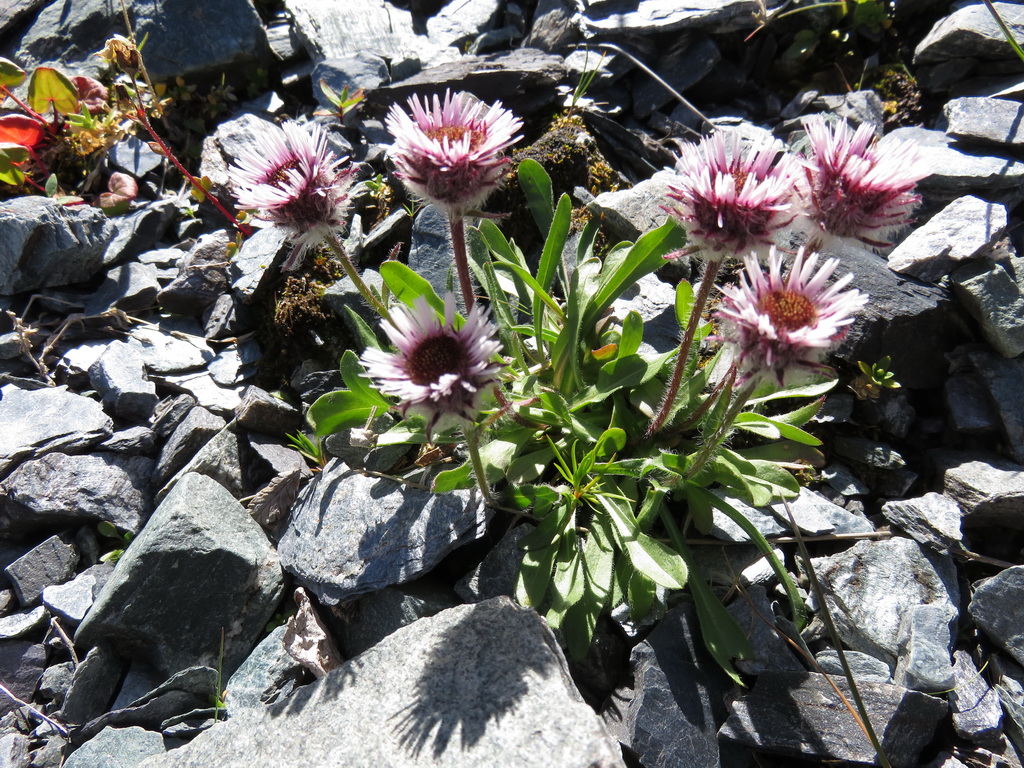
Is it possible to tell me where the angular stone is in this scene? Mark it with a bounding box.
[588,170,679,243]
[945,96,1024,147]
[234,386,302,437]
[228,227,289,301]
[154,407,227,486]
[59,642,124,726]
[915,3,1024,64]
[408,206,456,309]
[632,34,720,118]
[952,260,1024,359]
[0,452,153,535]
[0,605,47,639]
[85,262,162,316]
[949,650,1003,745]
[0,732,30,767]
[581,0,769,35]
[4,535,79,607]
[127,324,214,375]
[0,197,115,295]
[810,537,959,663]
[610,272,678,356]
[156,371,246,416]
[769,488,875,536]
[223,626,306,716]
[0,385,112,478]
[279,460,490,605]
[200,112,280,195]
[89,341,159,421]
[934,450,1024,529]
[881,493,964,554]
[709,491,786,542]
[138,599,625,768]
[815,650,892,683]
[157,424,246,502]
[893,603,956,692]
[945,374,1000,434]
[719,670,947,768]
[727,586,804,676]
[63,726,167,768]
[110,135,166,178]
[43,564,110,624]
[312,55,389,114]
[455,526,527,603]
[103,200,178,266]
[888,196,1007,281]
[14,0,270,81]
[333,581,460,657]
[0,641,45,717]
[76,473,285,678]
[157,232,232,316]
[970,565,1024,668]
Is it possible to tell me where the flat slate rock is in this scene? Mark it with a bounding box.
[580,0,770,34]
[914,2,1024,64]
[76,473,284,678]
[933,449,1024,529]
[137,598,625,768]
[278,459,490,605]
[719,670,947,768]
[970,565,1024,669]
[63,725,167,768]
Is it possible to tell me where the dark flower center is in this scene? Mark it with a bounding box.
[407,334,466,385]
[759,290,817,331]
[425,125,487,150]
[265,159,301,189]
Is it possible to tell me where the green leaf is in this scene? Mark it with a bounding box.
[0,147,25,185]
[28,66,79,115]
[478,433,530,483]
[516,540,558,608]
[518,158,554,233]
[595,428,626,461]
[432,461,474,492]
[379,260,445,314]
[343,305,383,351]
[675,279,694,329]
[307,390,377,437]
[617,311,644,359]
[713,453,774,508]
[594,351,674,397]
[563,518,615,659]
[627,569,658,621]
[97,521,119,539]
[747,377,836,404]
[519,498,573,551]
[532,193,572,346]
[737,441,825,468]
[375,421,430,446]
[770,397,826,428]
[0,58,26,88]
[597,493,688,589]
[733,412,822,446]
[44,173,58,197]
[339,350,391,409]
[547,536,585,628]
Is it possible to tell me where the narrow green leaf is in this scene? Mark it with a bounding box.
[518,158,554,233]
[519,499,574,551]
[595,351,674,397]
[595,428,626,461]
[747,377,836,404]
[339,350,390,409]
[375,421,430,446]
[307,390,377,437]
[517,540,558,607]
[343,305,383,351]
[597,493,688,589]
[379,260,445,314]
[432,461,474,492]
[675,279,695,329]
[733,412,822,446]
[563,518,615,659]
[28,66,79,114]
[617,311,644,359]
[547,536,586,628]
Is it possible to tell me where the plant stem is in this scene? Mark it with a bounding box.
[981,0,1024,64]
[449,213,475,312]
[684,371,755,481]
[0,86,55,133]
[646,257,722,439]
[465,424,495,507]
[326,232,391,323]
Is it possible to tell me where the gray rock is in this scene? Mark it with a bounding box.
[523,0,580,52]
[893,603,956,692]
[157,424,246,503]
[14,0,270,81]
[945,96,1024,147]
[886,126,1024,204]
[770,487,875,536]
[0,642,45,717]
[0,197,115,295]
[812,90,886,131]
[888,195,1007,281]
[832,434,917,497]
[138,598,625,768]
[915,2,1024,64]
[962,330,1024,462]
[0,452,152,535]
[322,268,386,333]
[588,170,679,243]
[719,670,947,768]
[155,371,246,416]
[154,407,227,486]
[126,324,214,375]
[0,733,29,768]
[279,459,490,605]
[814,650,892,683]
[881,493,964,554]
[581,0,767,35]
[241,433,307,493]
[151,395,198,440]
[945,374,1000,434]
[709,491,787,542]
[4,535,79,607]
[110,135,166,178]
[85,262,162,316]
[810,537,959,664]
[971,565,1024,668]
[76,473,285,678]
[952,259,1024,358]
[727,586,804,675]
[312,55,389,113]
[43,564,110,624]
[38,661,75,706]
[157,232,232,316]
[934,449,1024,529]
[228,227,289,301]
[602,602,740,768]
[455,525,528,603]
[63,725,166,768]
[103,200,178,267]
[858,389,916,441]
[89,341,159,422]
[408,206,457,308]
[632,34,720,118]
[234,386,302,437]
[609,272,678,356]
[59,642,125,726]
[0,605,47,639]
[0,385,113,478]
[689,542,783,588]
[208,342,260,387]
[820,463,870,496]
[333,581,460,657]
[100,426,157,454]
[223,626,306,716]
[203,293,255,340]
[830,241,970,389]
[949,650,1003,745]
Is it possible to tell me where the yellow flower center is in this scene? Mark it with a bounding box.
[425,125,486,150]
[759,290,817,331]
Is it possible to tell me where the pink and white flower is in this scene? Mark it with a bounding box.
[385,90,523,216]
[230,120,354,271]
[361,293,503,436]
[715,247,868,386]
[666,131,802,261]
[800,115,930,251]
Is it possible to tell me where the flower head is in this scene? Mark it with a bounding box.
[715,247,868,386]
[361,293,503,436]
[230,121,354,271]
[666,131,802,261]
[800,115,930,251]
[386,90,522,216]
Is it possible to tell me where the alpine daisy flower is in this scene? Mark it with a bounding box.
[715,247,868,386]
[230,121,354,271]
[385,90,523,216]
[800,115,929,251]
[666,131,802,261]
[360,293,503,437]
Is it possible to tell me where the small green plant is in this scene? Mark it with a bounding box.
[211,628,228,721]
[97,521,134,563]
[851,356,900,399]
[287,431,327,468]
[568,48,606,112]
[314,81,365,122]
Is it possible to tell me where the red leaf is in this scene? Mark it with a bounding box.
[0,114,45,148]
[72,76,108,114]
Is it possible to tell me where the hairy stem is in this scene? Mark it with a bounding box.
[465,424,495,507]
[684,371,754,482]
[326,232,391,324]
[449,213,475,312]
